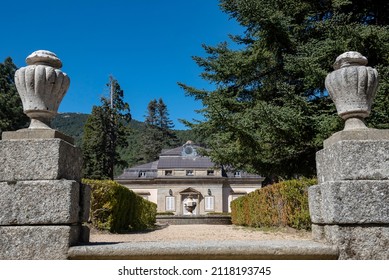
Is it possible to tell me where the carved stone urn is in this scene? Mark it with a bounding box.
[14,50,70,129]
[325,51,378,130]
[184,195,197,214]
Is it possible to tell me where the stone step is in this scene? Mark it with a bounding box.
[156,215,232,225]
[68,240,338,260]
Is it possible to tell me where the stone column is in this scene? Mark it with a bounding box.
[309,52,389,259]
[0,50,90,260]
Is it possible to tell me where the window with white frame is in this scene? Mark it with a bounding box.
[204,196,215,211]
[186,170,194,176]
[138,171,146,177]
[165,196,176,211]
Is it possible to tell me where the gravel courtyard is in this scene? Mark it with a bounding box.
[90,224,311,243]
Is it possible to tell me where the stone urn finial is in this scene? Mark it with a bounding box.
[325,51,378,131]
[14,50,70,129]
[184,195,197,214]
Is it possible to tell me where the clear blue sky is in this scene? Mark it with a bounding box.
[1,0,244,130]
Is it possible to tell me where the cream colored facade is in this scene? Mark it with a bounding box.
[116,142,264,215]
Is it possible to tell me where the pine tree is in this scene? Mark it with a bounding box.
[82,106,108,179]
[141,98,178,162]
[142,99,161,162]
[156,98,179,147]
[82,76,131,179]
[0,57,29,135]
[179,0,389,178]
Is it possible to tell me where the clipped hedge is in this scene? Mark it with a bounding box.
[231,178,316,230]
[83,179,157,232]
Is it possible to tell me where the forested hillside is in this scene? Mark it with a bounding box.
[52,113,89,146]
[52,113,201,171]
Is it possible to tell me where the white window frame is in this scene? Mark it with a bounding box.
[165,196,176,211]
[204,196,215,212]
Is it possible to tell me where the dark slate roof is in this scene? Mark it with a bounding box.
[127,161,159,170]
[116,161,158,179]
[225,171,262,179]
[115,142,263,180]
[158,156,215,169]
[160,146,183,156]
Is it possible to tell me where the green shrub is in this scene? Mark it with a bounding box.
[83,179,157,232]
[231,178,316,230]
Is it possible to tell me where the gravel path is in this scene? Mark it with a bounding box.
[90,224,311,243]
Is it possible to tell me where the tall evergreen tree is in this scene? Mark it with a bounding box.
[179,0,389,178]
[82,76,131,179]
[141,98,178,162]
[0,57,28,135]
[142,99,161,162]
[82,106,108,179]
[156,98,179,146]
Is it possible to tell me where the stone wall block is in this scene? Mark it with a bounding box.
[316,140,389,183]
[312,224,389,260]
[0,180,80,225]
[79,183,91,222]
[0,139,81,182]
[309,181,389,224]
[0,225,80,260]
[308,185,324,224]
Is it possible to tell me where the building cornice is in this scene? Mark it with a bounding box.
[116,176,228,185]
[116,176,264,186]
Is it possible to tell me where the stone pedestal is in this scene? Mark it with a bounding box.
[0,131,90,260]
[309,130,389,259]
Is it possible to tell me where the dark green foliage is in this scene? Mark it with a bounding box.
[179,0,389,178]
[231,178,316,230]
[52,113,89,146]
[82,106,110,179]
[141,98,179,162]
[117,121,146,169]
[0,57,29,135]
[82,77,131,179]
[175,128,203,145]
[84,179,157,232]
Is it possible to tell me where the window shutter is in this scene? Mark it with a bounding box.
[205,196,214,211]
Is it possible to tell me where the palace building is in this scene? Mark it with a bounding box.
[115,141,264,215]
